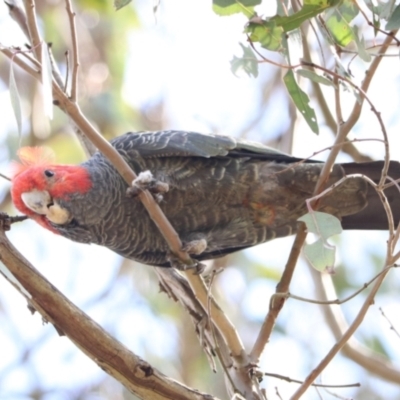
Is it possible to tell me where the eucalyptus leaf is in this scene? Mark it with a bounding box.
[299,211,342,272]
[296,69,335,87]
[381,0,397,20]
[386,4,400,30]
[230,43,258,77]
[283,70,318,134]
[353,26,372,62]
[213,0,260,17]
[272,1,332,33]
[298,211,342,239]
[303,238,336,272]
[365,0,396,20]
[246,20,284,51]
[114,0,132,10]
[324,0,359,46]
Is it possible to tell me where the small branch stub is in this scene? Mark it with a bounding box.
[0,212,28,231]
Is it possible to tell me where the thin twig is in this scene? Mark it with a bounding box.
[275,387,283,400]
[253,139,384,181]
[22,0,42,61]
[4,0,29,39]
[64,50,70,93]
[206,270,239,391]
[379,307,400,339]
[0,172,11,181]
[302,61,389,159]
[278,264,395,305]
[333,66,343,126]
[0,213,28,231]
[265,372,360,388]
[249,227,308,363]
[47,43,65,88]
[185,271,245,358]
[0,46,40,78]
[354,0,400,45]
[310,264,400,383]
[382,175,400,254]
[301,30,373,162]
[341,43,399,56]
[0,45,41,69]
[64,0,79,102]
[290,260,393,399]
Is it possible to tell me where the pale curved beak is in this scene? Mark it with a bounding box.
[21,190,71,225]
[21,190,51,215]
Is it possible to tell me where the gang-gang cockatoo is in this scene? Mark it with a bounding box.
[10,131,400,267]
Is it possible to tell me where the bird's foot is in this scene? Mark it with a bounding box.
[167,239,208,273]
[182,238,207,255]
[167,253,206,274]
[127,171,169,202]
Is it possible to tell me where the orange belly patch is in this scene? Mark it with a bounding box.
[249,201,276,225]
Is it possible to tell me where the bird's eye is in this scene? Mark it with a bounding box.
[44,170,55,178]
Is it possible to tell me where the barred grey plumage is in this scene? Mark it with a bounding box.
[32,130,399,267]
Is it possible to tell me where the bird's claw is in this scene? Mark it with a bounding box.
[127,171,169,202]
[167,238,208,273]
[167,253,206,274]
[182,238,207,255]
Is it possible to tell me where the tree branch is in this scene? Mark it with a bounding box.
[311,267,400,384]
[64,0,79,102]
[0,224,219,400]
[290,260,393,399]
[22,0,42,60]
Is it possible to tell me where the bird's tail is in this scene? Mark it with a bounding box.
[340,161,400,230]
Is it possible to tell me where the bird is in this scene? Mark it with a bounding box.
[10,130,400,267]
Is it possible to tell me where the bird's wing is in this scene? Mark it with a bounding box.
[111,130,302,162]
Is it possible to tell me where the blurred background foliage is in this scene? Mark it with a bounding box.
[0,0,400,399]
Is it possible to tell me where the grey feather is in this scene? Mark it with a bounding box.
[47,131,398,267]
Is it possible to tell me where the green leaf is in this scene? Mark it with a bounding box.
[386,4,400,30]
[371,11,381,37]
[324,0,359,46]
[114,0,132,10]
[303,238,336,272]
[283,70,318,134]
[213,0,260,17]
[272,1,332,33]
[246,20,284,51]
[298,211,343,272]
[296,69,336,87]
[365,0,396,20]
[230,43,258,77]
[332,56,352,80]
[9,64,22,136]
[246,0,339,50]
[298,211,342,239]
[353,26,371,62]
